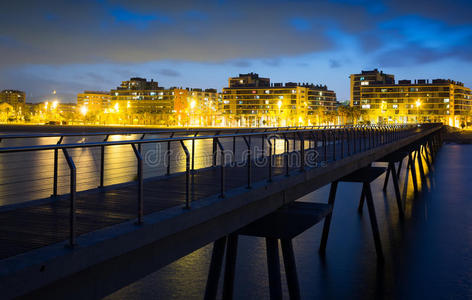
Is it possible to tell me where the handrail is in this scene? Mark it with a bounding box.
[0,123,423,140]
[0,123,443,249]
[0,124,431,154]
[0,126,316,140]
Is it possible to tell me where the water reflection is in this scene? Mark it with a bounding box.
[0,133,290,205]
[107,145,472,299]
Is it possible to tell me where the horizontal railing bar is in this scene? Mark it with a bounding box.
[0,125,425,154]
[0,124,414,140]
[0,126,317,140]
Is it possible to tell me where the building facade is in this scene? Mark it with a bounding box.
[0,90,26,113]
[350,69,394,107]
[109,77,219,125]
[222,73,338,126]
[77,91,111,113]
[352,73,472,126]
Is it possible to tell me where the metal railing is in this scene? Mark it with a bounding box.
[0,123,442,247]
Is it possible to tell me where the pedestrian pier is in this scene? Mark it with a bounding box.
[0,124,443,299]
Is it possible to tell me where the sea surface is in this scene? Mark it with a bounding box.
[1,131,471,299]
[106,144,472,299]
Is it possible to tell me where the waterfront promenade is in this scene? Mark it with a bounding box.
[0,124,442,299]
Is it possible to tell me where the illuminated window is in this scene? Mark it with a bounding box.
[393,104,398,109]
[444,98,450,103]
[361,81,369,86]
[265,90,270,94]
[361,104,371,109]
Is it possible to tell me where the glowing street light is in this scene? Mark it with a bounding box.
[52,100,58,110]
[80,105,88,116]
[44,101,49,110]
[416,99,421,123]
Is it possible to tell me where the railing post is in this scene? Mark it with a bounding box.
[62,148,76,247]
[192,132,198,173]
[215,138,225,198]
[283,133,289,176]
[232,136,236,166]
[332,130,336,161]
[99,134,109,188]
[347,129,351,155]
[243,136,251,188]
[167,133,174,176]
[179,140,191,208]
[53,136,64,197]
[132,144,144,224]
[323,130,327,162]
[267,136,273,182]
[138,133,145,153]
[298,132,305,171]
[212,131,220,167]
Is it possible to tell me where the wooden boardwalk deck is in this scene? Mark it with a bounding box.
[0,134,402,260]
[0,159,296,260]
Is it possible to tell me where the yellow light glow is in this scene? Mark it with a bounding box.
[416,99,421,108]
[277,100,282,109]
[190,100,196,110]
[44,101,49,109]
[127,101,130,109]
[80,105,88,116]
[52,100,58,110]
[114,103,119,112]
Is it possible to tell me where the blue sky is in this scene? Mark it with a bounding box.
[1,0,471,102]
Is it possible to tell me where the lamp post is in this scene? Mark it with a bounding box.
[415,99,421,123]
[277,100,282,127]
[190,99,196,126]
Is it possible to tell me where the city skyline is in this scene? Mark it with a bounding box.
[1,0,472,102]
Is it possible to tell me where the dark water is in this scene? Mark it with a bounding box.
[104,144,472,299]
[0,133,289,205]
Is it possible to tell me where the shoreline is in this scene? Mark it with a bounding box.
[0,124,225,134]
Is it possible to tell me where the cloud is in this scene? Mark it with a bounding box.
[3,0,472,99]
[157,68,181,77]
[0,0,379,66]
[289,18,311,32]
[329,59,341,68]
[231,60,252,67]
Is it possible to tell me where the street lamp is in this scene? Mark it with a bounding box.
[190,100,196,125]
[415,99,421,123]
[277,100,283,126]
[80,105,88,116]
